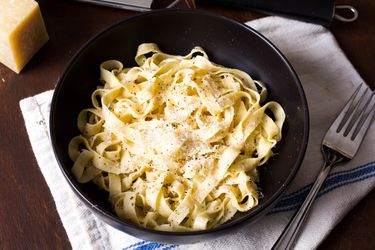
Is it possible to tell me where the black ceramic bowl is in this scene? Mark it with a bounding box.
[50,9,309,244]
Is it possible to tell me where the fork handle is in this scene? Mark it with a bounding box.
[272,162,333,250]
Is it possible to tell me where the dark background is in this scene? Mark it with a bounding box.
[0,0,374,249]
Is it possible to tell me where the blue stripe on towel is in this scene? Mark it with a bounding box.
[123,161,375,249]
[161,245,178,250]
[280,162,375,200]
[325,162,374,178]
[134,242,166,250]
[123,241,147,250]
[123,241,177,250]
[270,161,375,213]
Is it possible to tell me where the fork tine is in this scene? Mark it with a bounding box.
[343,87,370,136]
[323,83,373,159]
[351,92,375,140]
[336,83,363,132]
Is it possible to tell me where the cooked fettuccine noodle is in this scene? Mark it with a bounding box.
[69,43,285,231]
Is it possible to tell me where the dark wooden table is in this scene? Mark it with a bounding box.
[0,0,374,249]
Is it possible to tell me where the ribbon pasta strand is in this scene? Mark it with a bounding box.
[69,43,285,231]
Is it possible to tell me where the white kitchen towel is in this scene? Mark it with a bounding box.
[20,16,375,250]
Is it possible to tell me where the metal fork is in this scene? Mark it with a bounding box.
[273,83,375,250]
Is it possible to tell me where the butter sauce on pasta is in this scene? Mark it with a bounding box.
[68,43,285,231]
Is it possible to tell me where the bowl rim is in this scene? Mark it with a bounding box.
[50,8,309,236]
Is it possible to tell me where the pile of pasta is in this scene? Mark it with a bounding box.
[69,43,285,231]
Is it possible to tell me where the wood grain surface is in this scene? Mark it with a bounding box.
[0,0,373,249]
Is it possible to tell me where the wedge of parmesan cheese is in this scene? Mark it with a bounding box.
[0,0,49,73]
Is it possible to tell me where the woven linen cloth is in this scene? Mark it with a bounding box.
[19,16,375,250]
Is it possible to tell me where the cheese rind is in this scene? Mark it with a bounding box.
[0,0,49,73]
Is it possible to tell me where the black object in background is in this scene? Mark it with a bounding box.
[198,0,357,26]
[70,0,182,11]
